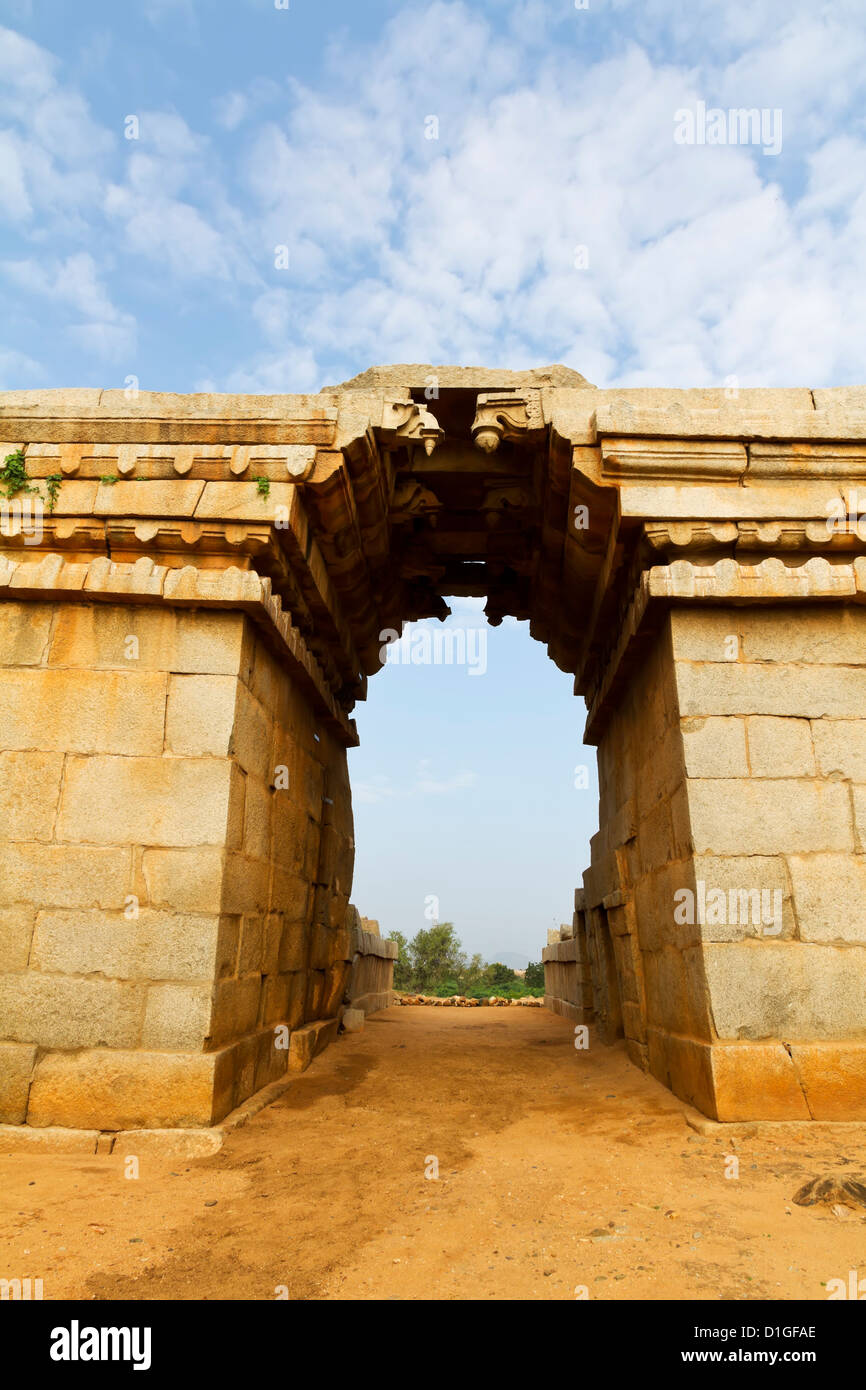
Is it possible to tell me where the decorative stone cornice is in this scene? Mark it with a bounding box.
[647,554,862,602]
[641,519,866,555]
[7,441,318,481]
[601,438,746,480]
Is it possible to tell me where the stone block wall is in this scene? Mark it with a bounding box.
[0,598,354,1131]
[345,911,396,1015]
[669,603,866,1119]
[586,619,691,1076]
[542,895,594,1024]
[582,602,866,1120]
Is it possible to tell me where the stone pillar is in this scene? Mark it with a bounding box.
[670,602,866,1120]
[0,568,355,1133]
[584,598,866,1121]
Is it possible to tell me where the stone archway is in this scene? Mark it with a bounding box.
[1,365,865,1136]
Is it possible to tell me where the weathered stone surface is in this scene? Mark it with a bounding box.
[50,605,247,675]
[642,945,710,1038]
[210,977,262,1046]
[287,1018,339,1073]
[0,751,64,840]
[0,905,35,969]
[30,910,221,980]
[142,983,214,1050]
[703,942,866,1040]
[0,974,145,1048]
[0,845,130,909]
[165,675,238,756]
[0,1124,100,1153]
[690,854,795,941]
[788,854,866,944]
[788,1043,866,1120]
[141,847,225,913]
[0,668,167,754]
[57,755,233,847]
[738,607,866,665]
[0,603,53,665]
[112,1128,224,1158]
[27,1049,227,1129]
[812,719,866,780]
[687,779,852,855]
[681,717,748,778]
[745,716,815,777]
[710,1042,811,1122]
[677,662,866,720]
[0,1043,36,1123]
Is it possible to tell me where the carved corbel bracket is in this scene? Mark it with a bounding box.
[471,391,543,453]
[381,398,443,456]
[481,483,533,528]
[389,478,443,524]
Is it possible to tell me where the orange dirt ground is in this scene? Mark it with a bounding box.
[2,1006,864,1301]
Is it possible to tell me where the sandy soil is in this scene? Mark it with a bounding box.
[2,1006,864,1301]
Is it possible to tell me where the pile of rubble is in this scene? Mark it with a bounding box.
[394,994,544,1008]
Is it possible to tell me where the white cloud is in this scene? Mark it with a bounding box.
[214,91,249,132]
[354,761,478,804]
[2,3,866,388]
[104,111,257,286]
[0,131,33,219]
[222,344,322,395]
[207,0,866,388]
[0,345,45,387]
[415,768,478,796]
[1,253,136,361]
[0,27,112,230]
[143,0,197,29]
[213,78,282,132]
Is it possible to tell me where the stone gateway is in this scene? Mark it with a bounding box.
[1,364,865,1135]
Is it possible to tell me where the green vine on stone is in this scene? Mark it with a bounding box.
[44,473,62,513]
[0,450,38,500]
[255,475,271,498]
[100,474,119,485]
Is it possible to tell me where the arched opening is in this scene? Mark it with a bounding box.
[349,596,599,984]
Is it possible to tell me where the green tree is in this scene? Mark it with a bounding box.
[524,960,545,989]
[457,952,485,991]
[390,931,413,990]
[407,922,466,992]
[483,961,517,990]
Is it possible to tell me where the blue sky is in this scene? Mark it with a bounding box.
[1,0,864,959]
[349,602,595,966]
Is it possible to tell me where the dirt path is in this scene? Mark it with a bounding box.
[2,1006,864,1301]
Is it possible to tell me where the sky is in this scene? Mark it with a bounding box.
[1,0,863,960]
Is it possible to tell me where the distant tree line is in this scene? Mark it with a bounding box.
[389,922,545,998]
